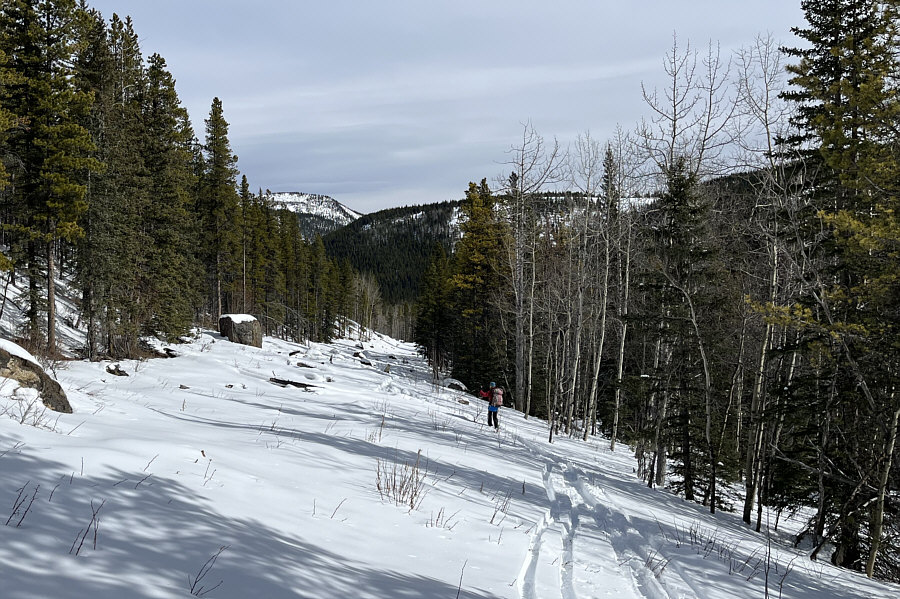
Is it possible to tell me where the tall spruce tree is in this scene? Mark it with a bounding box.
[273,207,298,338]
[448,179,506,390]
[307,234,335,342]
[414,243,453,379]
[0,47,16,273]
[74,11,149,357]
[71,7,112,357]
[142,53,200,340]
[237,175,252,313]
[198,97,241,319]
[0,48,13,191]
[0,0,100,353]
[637,156,737,508]
[781,0,900,576]
[246,189,273,327]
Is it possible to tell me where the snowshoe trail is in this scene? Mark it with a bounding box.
[519,457,648,599]
[519,464,568,599]
[518,435,700,599]
[569,468,702,599]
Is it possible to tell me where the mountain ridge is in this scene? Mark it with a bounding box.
[265,191,363,239]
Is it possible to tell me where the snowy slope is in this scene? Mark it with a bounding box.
[0,329,896,599]
[267,192,362,225]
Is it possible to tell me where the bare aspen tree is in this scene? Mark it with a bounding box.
[636,35,737,500]
[733,34,792,526]
[500,123,565,419]
[867,400,900,577]
[538,211,569,442]
[568,133,606,440]
[607,130,639,450]
[355,273,380,342]
[638,35,736,179]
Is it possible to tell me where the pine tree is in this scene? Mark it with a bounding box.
[142,52,201,340]
[781,0,900,575]
[448,179,506,389]
[336,258,354,337]
[0,47,16,273]
[0,48,13,192]
[638,156,738,508]
[198,97,241,319]
[71,7,111,357]
[237,175,253,313]
[271,207,297,338]
[415,243,454,379]
[0,0,101,353]
[307,235,335,342]
[74,11,149,357]
[247,190,273,326]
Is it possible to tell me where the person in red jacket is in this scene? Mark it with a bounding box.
[487,381,503,430]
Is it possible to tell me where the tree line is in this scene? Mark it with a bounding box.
[415,1,900,581]
[0,0,380,358]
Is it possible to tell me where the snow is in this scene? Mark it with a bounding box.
[0,329,896,599]
[0,337,39,366]
[265,191,362,223]
[219,313,257,324]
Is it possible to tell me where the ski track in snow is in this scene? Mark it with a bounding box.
[517,438,701,599]
[517,458,566,599]
[519,505,551,599]
[571,469,701,599]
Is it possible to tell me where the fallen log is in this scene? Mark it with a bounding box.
[269,377,317,389]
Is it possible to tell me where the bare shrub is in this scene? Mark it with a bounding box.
[6,482,39,527]
[375,450,428,511]
[188,545,229,596]
[69,499,106,556]
[426,507,460,531]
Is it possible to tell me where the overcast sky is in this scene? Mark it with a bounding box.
[86,1,805,214]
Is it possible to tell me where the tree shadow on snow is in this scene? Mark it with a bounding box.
[0,449,499,599]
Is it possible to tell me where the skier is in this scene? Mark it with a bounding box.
[487,381,503,430]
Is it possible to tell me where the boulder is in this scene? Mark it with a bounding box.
[218,314,262,348]
[105,364,129,377]
[441,378,468,392]
[0,340,72,414]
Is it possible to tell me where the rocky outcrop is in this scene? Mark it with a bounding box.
[0,342,72,413]
[218,314,262,348]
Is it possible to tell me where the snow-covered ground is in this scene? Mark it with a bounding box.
[0,329,896,598]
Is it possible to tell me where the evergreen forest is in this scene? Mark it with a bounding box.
[1,0,899,585]
[0,0,380,359]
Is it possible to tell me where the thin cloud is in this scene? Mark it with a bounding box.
[87,0,805,213]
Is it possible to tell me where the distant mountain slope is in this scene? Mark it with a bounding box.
[265,192,362,239]
[324,200,461,304]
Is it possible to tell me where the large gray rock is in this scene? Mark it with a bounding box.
[218,314,262,348]
[0,341,72,413]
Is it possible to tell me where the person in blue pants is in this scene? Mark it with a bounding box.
[487,381,503,430]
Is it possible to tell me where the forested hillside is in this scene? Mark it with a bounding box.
[324,201,460,304]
